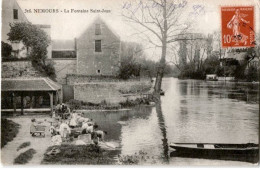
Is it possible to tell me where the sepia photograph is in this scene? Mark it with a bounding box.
[0,0,259,167]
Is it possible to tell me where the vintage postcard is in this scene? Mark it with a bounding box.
[1,0,259,166]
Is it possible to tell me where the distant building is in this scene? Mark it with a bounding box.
[178,33,210,69]
[206,74,217,81]
[51,39,77,84]
[52,39,76,59]
[223,50,259,68]
[1,0,52,58]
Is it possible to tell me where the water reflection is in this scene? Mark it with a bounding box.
[179,82,188,96]
[155,102,169,163]
[82,78,258,165]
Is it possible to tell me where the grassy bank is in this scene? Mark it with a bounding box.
[41,144,116,165]
[118,81,152,94]
[1,118,20,148]
[67,95,154,111]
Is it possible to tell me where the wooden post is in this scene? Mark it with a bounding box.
[49,92,54,114]
[13,92,16,114]
[54,91,58,105]
[34,95,37,108]
[21,92,24,115]
[30,93,33,109]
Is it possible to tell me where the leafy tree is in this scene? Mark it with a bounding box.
[118,56,140,80]
[245,65,258,82]
[118,42,142,79]
[203,55,220,74]
[1,41,12,58]
[7,22,56,79]
[215,66,224,77]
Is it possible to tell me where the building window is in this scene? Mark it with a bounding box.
[52,51,76,58]
[97,69,101,74]
[95,24,101,35]
[95,40,101,52]
[13,9,18,19]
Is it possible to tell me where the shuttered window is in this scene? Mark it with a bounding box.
[13,9,18,19]
[95,24,101,35]
[95,40,101,52]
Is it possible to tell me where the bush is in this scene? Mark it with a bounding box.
[1,41,12,58]
[1,119,20,148]
[246,65,258,82]
[120,96,152,108]
[118,56,141,80]
[118,150,158,165]
[66,99,82,110]
[178,64,205,80]
[42,61,56,79]
[42,144,115,165]
[14,148,36,164]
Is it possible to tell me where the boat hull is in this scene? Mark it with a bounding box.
[169,143,259,163]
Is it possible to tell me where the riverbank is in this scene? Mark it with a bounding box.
[1,115,120,165]
[179,77,259,83]
[41,144,116,165]
[66,95,155,111]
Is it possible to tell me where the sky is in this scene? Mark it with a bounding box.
[16,0,260,61]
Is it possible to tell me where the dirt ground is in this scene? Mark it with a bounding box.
[1,115,53,165]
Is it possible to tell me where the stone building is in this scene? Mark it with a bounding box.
[1,0,52,59]
[52,17,121,84]
[76,17,121,76]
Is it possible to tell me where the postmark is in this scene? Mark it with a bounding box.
[221,6,255,48]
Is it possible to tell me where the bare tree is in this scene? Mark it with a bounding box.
[212,31,227,60]
[122,0,190,97]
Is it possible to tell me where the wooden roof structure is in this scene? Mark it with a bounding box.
[1,77,61,92]
[1,78,61,115]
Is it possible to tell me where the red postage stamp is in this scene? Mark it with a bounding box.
[221,6,255,48]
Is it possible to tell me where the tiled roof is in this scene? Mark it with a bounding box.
[1,77,61,91]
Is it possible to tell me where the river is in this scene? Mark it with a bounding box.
[82,78,259,166]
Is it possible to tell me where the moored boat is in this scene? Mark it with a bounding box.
[169,142,259,163]
[170,143,259,155]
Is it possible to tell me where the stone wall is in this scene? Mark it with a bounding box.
[74,83,125,104]
[1,61,43,78]
[52,59,77,84]
[2,60,77,83]
[66,74,149,85]
[74,81,152,104]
